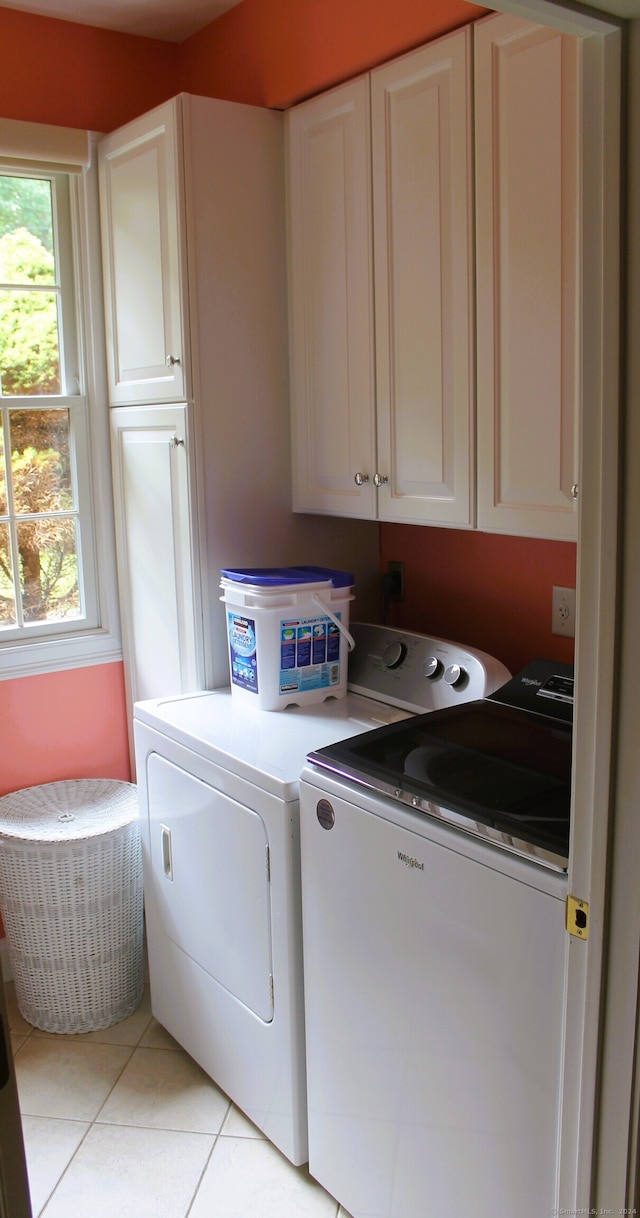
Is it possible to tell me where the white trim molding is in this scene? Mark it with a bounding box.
[0,133,122,680]
[495,1,626,1211]
[0,117,90,173]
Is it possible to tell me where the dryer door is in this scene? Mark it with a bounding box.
[146,752,274,1021]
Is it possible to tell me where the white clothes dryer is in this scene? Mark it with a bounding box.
[133,624,509,1165]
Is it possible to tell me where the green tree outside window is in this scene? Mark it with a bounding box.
[0,174,80,628]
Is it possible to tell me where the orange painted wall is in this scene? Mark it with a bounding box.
[0,663,131,800]
[176,0,576,678]
[0,8,153,841]
[0,9,161,943]
[0,7,170,816]
[0,0,497,951]
[381,527,576,677]
[0,0,490,130]
[0,0,575,746]
[0,0,574,816]
[179,0,490,108]
[0,7,178,131]
[0,661,130,937]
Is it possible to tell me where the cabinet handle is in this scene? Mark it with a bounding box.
[373,473,389,487]
[165,354,181,367]
[354,472,370,486]
[161,825,173,881]
[169,436,185,448]
[571,484,579,501]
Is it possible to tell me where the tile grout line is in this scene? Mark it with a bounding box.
[85,1010,153,1124]
[183,1119,228,1218]
[10,982,155,1216]
[9,983,348,1218]
[36,1117,93,1218]
[26,996,233,1218]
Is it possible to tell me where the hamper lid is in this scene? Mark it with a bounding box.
[220,565,354,589]
[0,779,139,842]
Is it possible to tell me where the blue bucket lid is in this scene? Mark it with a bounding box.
[221,565,354,589]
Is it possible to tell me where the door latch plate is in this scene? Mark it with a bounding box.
[566,895,589,939]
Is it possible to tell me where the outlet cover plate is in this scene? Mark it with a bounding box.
[552,586,576,637]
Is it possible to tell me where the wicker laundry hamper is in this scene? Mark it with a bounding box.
[0,779,144,1034]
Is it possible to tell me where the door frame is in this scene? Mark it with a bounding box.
[0,978,32,1217]
[494,0,627,1209]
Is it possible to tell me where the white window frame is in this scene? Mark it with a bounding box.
[0,131,121,677]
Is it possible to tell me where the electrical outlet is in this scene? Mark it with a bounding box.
[552,586,576,638]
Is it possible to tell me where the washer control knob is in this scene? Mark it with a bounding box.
[383,641,406,670]
[444,663,467,689]
[423,656,443,680]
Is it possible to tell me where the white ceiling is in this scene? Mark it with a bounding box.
[1,0,244,42]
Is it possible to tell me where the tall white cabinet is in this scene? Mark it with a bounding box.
[287,15,580,541]
[99,93,380,746]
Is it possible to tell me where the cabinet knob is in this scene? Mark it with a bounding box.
[373,473,389,487]
[571,484,579,501]
[165,354,181,367]
[354,472,370,486]
[169,436,185,448]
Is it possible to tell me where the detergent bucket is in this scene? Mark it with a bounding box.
[220,566,355,709]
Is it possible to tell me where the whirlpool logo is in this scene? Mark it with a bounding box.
[397,850,424,871]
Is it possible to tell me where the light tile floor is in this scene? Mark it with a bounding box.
[7,983,353,1218]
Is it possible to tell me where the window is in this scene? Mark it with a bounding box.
[0,124,120,676]
[0,171,90,634]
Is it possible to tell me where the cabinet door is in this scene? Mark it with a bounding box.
[286,79,377,518]
[371,28,474,526]
[110,405,201,720]
[475,15,579,540]
[99,100,189,405]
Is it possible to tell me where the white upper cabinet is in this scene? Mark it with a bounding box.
[287,27,473,526]
[99,101,189,404]
[474,14,579,540]
[287,78,377,518]
[287,15,581,541]
[371,30,473,525]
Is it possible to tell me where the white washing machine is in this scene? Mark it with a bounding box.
[300,661,573,1217]
[133,624,510,1166]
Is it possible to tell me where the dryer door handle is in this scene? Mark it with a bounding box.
[161,825,174,881]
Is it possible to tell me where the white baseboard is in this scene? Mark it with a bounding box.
[0,938,13,983]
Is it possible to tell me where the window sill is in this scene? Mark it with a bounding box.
[0,627,123,680]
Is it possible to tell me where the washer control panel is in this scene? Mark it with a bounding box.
[347,623,511,713]
[488,657,574,724]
